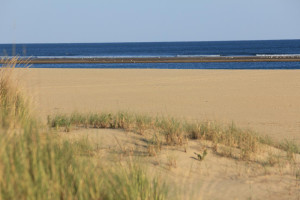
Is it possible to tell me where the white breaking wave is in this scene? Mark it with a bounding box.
[176,55,221,58]
[256,54,300,57]
[0,55,172,59]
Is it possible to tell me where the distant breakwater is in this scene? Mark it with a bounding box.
[2,55,300,64]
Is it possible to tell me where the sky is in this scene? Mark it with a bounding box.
[1,0,300,43]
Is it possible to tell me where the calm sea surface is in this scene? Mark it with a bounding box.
[1,40,300,69]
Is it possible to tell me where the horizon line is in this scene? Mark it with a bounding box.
[0,38,299,45]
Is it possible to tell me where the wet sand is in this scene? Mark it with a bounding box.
[19,69,300,142]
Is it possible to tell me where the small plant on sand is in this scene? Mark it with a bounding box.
[88,113,113,128]
[280,140,299,163]
[69,111,88,127]
[158,118,186,146]
[135,114,153,135]
[49,114,71,131]
[184,122,203,139]
[147,133,162,156]
[114,111,136,131]
[194,149,208,161]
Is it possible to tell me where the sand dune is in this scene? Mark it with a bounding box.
[60,128,300,200]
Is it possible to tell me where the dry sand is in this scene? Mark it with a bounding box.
[61,128,300,200]
[20,69,300,142]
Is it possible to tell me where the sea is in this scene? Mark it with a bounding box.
[1,40,300,69]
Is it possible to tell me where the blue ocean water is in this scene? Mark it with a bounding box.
[25,62,300,70]
[1,40,300,69]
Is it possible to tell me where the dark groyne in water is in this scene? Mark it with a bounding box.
[1,55,300,64]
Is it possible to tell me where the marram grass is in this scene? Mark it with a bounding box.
[0,57,31,129]
[48,112,300,162]
[0,59,168,200]
[0,128,168,200]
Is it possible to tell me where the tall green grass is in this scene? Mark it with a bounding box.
[0,59,168,200]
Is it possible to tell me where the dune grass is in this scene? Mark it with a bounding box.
[0,57,32,129]
[48,112,300,162]
[0,59,168,200]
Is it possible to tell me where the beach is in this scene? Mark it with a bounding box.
[20,68,300,142]
[3,0,300,198]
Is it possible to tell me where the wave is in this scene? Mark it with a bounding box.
[256,54,300,57]
[0,55,174,59]
[176,55,221,58]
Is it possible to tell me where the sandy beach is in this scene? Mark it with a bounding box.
[19,69,300,142]
[3,0,300,199]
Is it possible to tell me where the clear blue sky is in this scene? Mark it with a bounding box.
[1,0,300,43]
